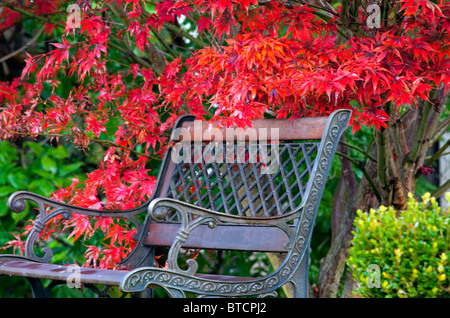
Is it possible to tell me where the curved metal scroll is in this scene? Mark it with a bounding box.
[6,191,148,263]
[151,204,219,276]
[120,109,352,297]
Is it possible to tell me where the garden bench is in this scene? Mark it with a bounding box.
[0,109,351,298]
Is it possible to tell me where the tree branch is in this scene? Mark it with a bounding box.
[339,140,377,162]
[0,26,44,64]
[405,86,448,190]
[336,151,382,202]
[5,3,154,69]
[6,131,158,160]
[375,127,391,204]
[407,101,432,164]
[108,2,166,75]
[337,137,358,193]
[432,115,450,145]
[163,22,207,48]
[422,138,450,168]
[431,178,450,199]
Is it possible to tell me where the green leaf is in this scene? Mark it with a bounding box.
[105,117,121,135]
[58,162,83,177]
[28,179,55,197]
[48,145,69,160]
[7,172,29,189]
[41,156,58,175]
[0,200,9,217]
[11,207,29,224]
[0,141,17,163]
[33,170,55,179]
[0,186,16,197]
[24,141,43,157]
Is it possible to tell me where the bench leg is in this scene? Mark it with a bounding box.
[165,287,185,298]
[290,253,309,298]
[137,288,154,298]
[26,277,51,298]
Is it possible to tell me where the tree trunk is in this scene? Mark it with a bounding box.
[317,158,377,297]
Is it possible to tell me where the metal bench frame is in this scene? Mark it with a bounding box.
[0,109,350,298]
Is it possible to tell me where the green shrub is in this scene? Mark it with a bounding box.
[348,192,450,298]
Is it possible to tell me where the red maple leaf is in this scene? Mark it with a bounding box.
[48,39,71,65]
[214,9,237,38]
[81,15,104,35]
[66,214,94,242]
[86,115,107,137]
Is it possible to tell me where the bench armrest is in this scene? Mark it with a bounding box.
[148,197,301,225]
[7,191,148,263]
[147,197,301,275]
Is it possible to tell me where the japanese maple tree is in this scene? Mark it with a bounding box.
[0,0,449,297]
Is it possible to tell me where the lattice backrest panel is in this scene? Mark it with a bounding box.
[162,141,320,217]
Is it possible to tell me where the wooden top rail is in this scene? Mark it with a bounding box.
[173,116,328,142]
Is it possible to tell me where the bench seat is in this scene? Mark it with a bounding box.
[0,258,128,286]
[0,257,257,287]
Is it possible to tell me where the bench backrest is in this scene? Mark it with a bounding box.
[156,116,327,215]
[143,110,350,254]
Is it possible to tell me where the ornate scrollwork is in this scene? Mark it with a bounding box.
[7,195,57,263]
[5,191,147,264]
[121,266,287,296]
[150,200,221,276]
[15,203,72,263]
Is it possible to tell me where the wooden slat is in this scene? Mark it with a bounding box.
[173,117,328,141]
[144,222,291,253]
[0,258,256,286]
[0,259,128,286]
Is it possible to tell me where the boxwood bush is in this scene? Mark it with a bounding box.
[348,192,450,298]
